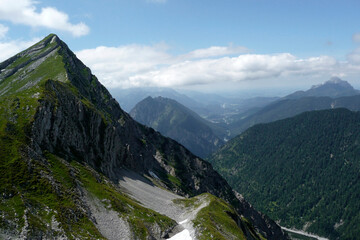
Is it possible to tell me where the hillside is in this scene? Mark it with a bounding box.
[130,96,224,158]
[209,108,360,239]
[0,34,288,239]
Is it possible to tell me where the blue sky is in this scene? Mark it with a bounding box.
[0,0,360,94]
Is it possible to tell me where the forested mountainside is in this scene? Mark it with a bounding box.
[209,108,360,239]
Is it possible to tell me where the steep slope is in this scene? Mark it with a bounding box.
[229,94,360,136]
[130,96,224,158]
[209,108,360,239]
[0,34,288,239]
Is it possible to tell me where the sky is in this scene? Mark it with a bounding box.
[0,0,360,95]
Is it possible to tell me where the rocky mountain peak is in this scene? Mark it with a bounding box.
[0,34,289,239]
[286,77,359,99]
[0,34,68,97]
[311,77,354,90]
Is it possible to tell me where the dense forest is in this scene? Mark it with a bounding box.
[208,108,360,239]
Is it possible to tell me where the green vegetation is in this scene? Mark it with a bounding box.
[1,34,289,240]
[193,195,246,240]
[0,130,175,239]
[174,193,263,240]
[209,108,360,240]
[0,138,104,238]
[0,33,176,239]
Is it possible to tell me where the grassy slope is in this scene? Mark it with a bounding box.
[0,132,176,239]
[0,36,176,239]
[0,34,277,240]
[174,193,264,240]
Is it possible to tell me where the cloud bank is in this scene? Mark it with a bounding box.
[0,24,9,39]
[76,44,342,89]
[0,38,41,61]
[0,0,89,37]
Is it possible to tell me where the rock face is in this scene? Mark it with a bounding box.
[130,96,224,158]
[0,34,289,239]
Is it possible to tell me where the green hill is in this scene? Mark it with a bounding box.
[209,108,360,239]
[130,96,224,158]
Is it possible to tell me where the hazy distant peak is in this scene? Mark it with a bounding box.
[328,76,344,84]
[311,77,353,89]
[286,77,359,99]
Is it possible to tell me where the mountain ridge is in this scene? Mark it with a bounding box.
[228,79,360,136]
[285,77,360,99]
[0,34,288,239]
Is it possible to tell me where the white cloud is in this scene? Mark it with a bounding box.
[0,38,41,62]
[127,54,337,88]
[76,44,172,87]
[181,45,249,59]
[0,24,9,39]
[76,44,339,89]
[347,47,360,64]
[353,33,360,43]
[0,0,89,37]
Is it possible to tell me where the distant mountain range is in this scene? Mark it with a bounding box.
[111,87,279,125]
[130,96,224,158]
[111,87,201,112]
[208,108,360,239]
[228,78,360,136]
[117,78,360,140]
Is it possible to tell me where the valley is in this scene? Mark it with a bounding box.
[1,1,360,239]
[124,78,360,240]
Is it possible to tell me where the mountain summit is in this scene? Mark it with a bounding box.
[286,77,359,99]
[311,76,353,89]
[0,34,288,239]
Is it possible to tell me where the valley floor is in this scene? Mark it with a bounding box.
[282,227,329,240]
